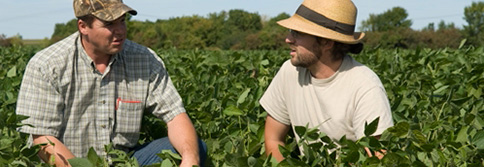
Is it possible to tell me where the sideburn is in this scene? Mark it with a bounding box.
[78,15,95,28]
[312,38,324,60]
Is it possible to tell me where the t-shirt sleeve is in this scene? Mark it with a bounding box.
[259,61,291,125]
[353,86,394,139]
[16,57,64,137]
[146,52,186,123]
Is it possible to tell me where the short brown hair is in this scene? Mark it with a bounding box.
[331,42,350,60]
[315,37,346,61]
[316,37,363,61]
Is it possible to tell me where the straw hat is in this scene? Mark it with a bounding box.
[278,0,364,44]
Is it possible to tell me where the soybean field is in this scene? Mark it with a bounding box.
[0,45,483,166]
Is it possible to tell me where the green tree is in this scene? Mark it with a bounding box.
[0,34,23,47]
[360,7,412,32]
[157,16,209,49]
[50,19,78,44]
[204,12,227,49]
[226,9,262,32]
[0,34,7,46]
[437,20,456,30]
[256,13,290,50]
[128,20,163,48]
[463,1,484,46]
[423,21,456,32]
[219,9,263,49]
[423,23,435,31]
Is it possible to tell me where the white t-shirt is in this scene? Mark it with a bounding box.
[260,55,394,142]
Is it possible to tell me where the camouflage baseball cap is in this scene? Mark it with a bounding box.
[73,0,137,21]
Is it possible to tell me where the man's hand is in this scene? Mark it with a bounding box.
[33,135,75,167]
[167,113,200,166]
[364,135,386,159]
[364,147,386,159]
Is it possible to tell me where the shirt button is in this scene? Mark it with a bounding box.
[101,100,106,104]
[101,125,106,128]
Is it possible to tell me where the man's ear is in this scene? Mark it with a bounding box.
[323,40,334,51]
[78,20,88,35]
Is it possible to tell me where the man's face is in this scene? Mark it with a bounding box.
[286,30,323,68]
[81,15,127,56]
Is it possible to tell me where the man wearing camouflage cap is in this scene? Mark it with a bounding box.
[16,0,205,166]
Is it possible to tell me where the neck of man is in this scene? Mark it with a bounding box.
[81,37,112,74]
[308,53,344,79]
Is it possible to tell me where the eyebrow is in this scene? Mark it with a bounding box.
[102,16,126,25]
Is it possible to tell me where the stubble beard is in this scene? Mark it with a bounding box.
[291,43,323,68]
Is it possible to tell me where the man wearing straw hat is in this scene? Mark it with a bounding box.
[16,0,205,166]
[260,0,394,161]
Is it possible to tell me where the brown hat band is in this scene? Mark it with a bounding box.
[296,5,355,35]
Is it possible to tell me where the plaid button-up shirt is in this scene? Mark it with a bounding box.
[16,32,185,157]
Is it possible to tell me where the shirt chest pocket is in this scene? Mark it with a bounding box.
[115,100,144,134]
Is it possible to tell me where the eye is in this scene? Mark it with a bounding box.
[289,29,300,38]
[101,20,116,27]
[104,21,114,26]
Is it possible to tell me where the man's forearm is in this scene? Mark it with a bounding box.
[265,140,286,162]
[167,113,200,166]
[33,135,75,167]
[264,115,290,162]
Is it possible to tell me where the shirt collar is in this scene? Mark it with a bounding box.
[310,55,349,85]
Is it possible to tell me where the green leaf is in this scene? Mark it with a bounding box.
[278,145,291,158]
[368,136,381,148]
[260,59,269,66]
[237,88,251,105]
[68,158,94,167]
[294,126,307,138]
[223,105,244,116]
[280,158,308,166]
[267,155,279,167]
[364,117,380,136]
[451,97,471,106]
[433,85,449,95]
[224,140,233,153]
[247,156,257,167]
[86,147,99,165]
[420,144,434,152]
[345,150,360,163]
[6,112,17,125]
[387,121,410,138]
[9,161,27,167]
[161,159,173,167]
[458,39,467,49]
[7,66,16,78]
[161,150,182,160]
[464,114,476,124]
[0,139,13,151]
[469,87,482,98]
[456,126,469,143]
[472,130,484,149]
[412,130,427,144]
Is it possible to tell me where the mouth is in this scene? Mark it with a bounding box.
[112,38,124,46]
[290,47,296,57]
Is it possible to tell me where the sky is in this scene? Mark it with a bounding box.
[0,0,478,39]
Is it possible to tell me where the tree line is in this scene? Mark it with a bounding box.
[2,2,484,50]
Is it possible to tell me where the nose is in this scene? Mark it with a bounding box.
[114,22,126,34]
[285,32,295,44]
